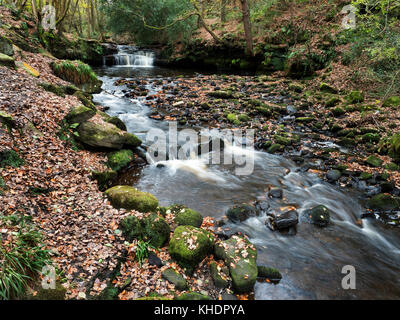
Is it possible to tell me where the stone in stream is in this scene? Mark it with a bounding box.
[77,121,141,149]
[105,186,158,212]
[326,169,342,182]
[269,188,283,199]
[162,268,188,291]
[304,205,331,227]
[266,210,299,230]
[257,266,282,281]
[214,235,258,294]
[169,225,214,272]
[226,204,259,223]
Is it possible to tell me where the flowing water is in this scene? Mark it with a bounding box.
[93,47,400,300]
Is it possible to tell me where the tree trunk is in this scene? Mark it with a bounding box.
[240,0,253,56]
[221,0,227,23]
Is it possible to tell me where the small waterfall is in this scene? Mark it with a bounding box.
[112,45,154,67]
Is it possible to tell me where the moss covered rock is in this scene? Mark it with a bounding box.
[174,206,203,228]
[143,213,170,247]
[320,83,338,94]
[214,235,257,293]
[107,149,134,171]
[346,91,364,104]
[175,292,211,300]
[120,215,143,242]
[162,268,188,291]
[0,53,15,68]
[0,36,14,56]
[65,105,96,124]
[106,116,127,131]
[382,96,400,108]
[257,266,282,280]
[365,155,383,167]
[210,261,230,288]
[367,194,400,211]
[304,205,331,227]
[77,121,141,149]
[226,204,258,223]
[38,82,66,97]
[92,170,117,190]
[105,186,158,212]
[169,225,214,270]
[208,90,234,99]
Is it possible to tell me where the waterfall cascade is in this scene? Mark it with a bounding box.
[109,45,155,67]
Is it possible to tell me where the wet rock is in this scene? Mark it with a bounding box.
[162,268,188,291]
[214,235,258,293]
[106,116,127,131]
[208,90,234,99]
[267,210,299,230]
[169,225,214,271]
[326,169,342,182]
[320,83,338,94]
[107,149,134,171]
[105,186,158,212]
[221,293,238,300]
[257,266,282,281]
[304,205,331,227]
[381,181,395,193]
[226,204,259,223]
[255,200,270,212]
[269,188,283,199]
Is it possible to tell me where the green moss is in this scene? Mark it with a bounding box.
[38,82,65,97]
[143,213,170,247]
[120,215,143,242]
[162,268,188,291]
[325,96,340,108]
[346,91,364,104]
[0,53,15,68]
[169,226,214,270]
[107,149,134,171]
[105,186,159,212]
[175,292,211,300]
[367,194,400,211]
[208,90,234,99]
[238,113,250,122]
[174,207,203,228]
[320,83,338,94]
[267,144,283,153]
[362,133,380,144]
[365,155,383,167]
[332,107,346,116]
[295,116,314,123]
[65,105,96,124]
[382,96,400,108]
[106,117,127,131]
[0,149,24,168]
[210,261,229,288]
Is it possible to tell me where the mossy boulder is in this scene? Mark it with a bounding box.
[143,213,170,247]
[238,113,250,122]
[169,225,214,270]
[320,83,338,94]
[367,194,400,211]
[106,116,127,131]
[0,36,14,56]
[92,170,117,190]
[0,149,24,168]
[162,268,188,291]
[304,205,331,227]
[107,149,134,171]
[73,90,95,109]
[382,96,400,108]
[210,261,230,288]
[226,204,259,223]
[325,96,340,108]
[175,292,211,300]
[105,186,158,212]
[346,91,364,104]
[51,60,102,93]
[77,121,141,149]
[362,133,380,144]
[365,155,383,167]
[0,53,15,68]
[214,235,257,293]
[120,215,143,242]
[257,266,282,280]
[174,206,203,228]
[38,82,66,97]
[65,105,95,124]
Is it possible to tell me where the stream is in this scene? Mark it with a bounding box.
[92,47,400,300]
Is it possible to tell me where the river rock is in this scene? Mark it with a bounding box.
[120,215,143,242]
[162,268,188,291]
[326,169,342,182]
[304,205,331,227]
[214,235,258,293]
[257,266,282,280]
[226,204,259,223]
[107,149,134,171]
[175,292,211,300]
[169,225,214,271]
[267,210,299,230]
[77,121,141,149]
[269,188,283,198]
[105,186,158,212]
